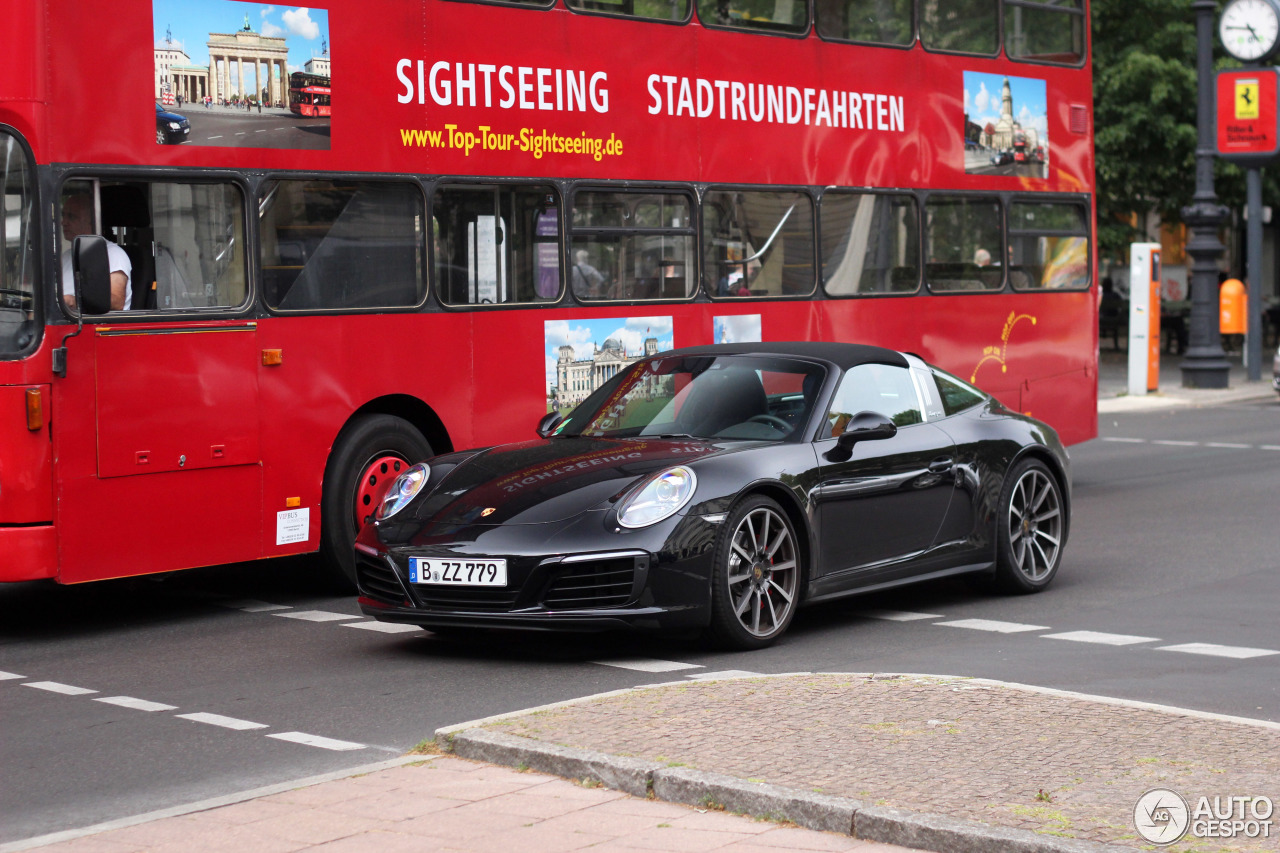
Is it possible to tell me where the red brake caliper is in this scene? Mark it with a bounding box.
[355,455,405,526]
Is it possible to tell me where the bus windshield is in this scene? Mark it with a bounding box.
[0,130,37,356]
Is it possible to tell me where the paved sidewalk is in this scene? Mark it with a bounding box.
[1096,348,1275,413]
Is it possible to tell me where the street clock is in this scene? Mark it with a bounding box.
[1220,0,1280,62]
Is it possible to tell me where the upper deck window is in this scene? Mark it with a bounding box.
[1004,0,1084,64]
[815,0,914,46]
[0,130,36,356]
[703,190,816,298]
[920,0,998,55]
[695,0,808,34]
[567,0,691,22]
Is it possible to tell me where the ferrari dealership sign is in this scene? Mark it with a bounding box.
[1217,68,1280,164]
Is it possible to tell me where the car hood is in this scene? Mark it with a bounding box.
[378,436,728,538]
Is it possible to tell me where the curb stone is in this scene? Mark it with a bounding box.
[437,727,1134,853]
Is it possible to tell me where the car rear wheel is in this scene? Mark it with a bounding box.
[706,495,801,650]
[321,414,432,590]
[995,458,1064,593]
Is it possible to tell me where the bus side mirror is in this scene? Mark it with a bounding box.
[536,412,563,438]
[73,235,113,316]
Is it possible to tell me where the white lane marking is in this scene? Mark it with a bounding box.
[176,712,269,730]
[1204,442,1251,449]
[267,731,366,751]
[94,696,178,712]
[23,681,97,695]
[0,670,25,680]
[221,599,291,612]
[342,621,423,634]
[1042,630,1161,646]
[1101,437,1146,443]
[1152,440,1198,446]
[206,134,223,139]
[936,618,1050,634]
[1157,643,1280,659]
[1261,445,1280,451]
[274,610,362,622]
[592,658,704,673]
[685,670,763,681]
[857,609,944,622]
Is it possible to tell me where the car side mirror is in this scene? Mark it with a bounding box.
[825,411,897,461]
[73,235,113,316]
[536,412,563,438]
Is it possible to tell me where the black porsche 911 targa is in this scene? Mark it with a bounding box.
[356,342,1070,649]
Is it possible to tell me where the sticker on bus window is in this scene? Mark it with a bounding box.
[276,507,311,546]
[714,314,762,345]
[962,72,1048,180]
[153,0,331,150]
[545,317,674,416]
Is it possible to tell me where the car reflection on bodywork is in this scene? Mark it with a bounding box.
[356,342,1072,650]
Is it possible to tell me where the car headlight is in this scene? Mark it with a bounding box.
[376,462,430,520]
[168,121,181,130]
[616,466,696,529]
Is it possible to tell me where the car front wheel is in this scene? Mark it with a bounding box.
[706,495,802,650]
[995,458,1065,593]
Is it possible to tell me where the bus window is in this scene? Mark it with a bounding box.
[60,178,248,312]
[566,0,690,22]
[821,192,920,296]
[1008,201,1089,290]
[695,0,808,34]
[1,130,36,355]
[433,184,560,306]
[703,189,815,298]
[260,179,425,311]
[570,189,695,301]
[919,0,998,55]
[924,195,1003,292]
[815,0,913,46]
[1004,0,1084,64]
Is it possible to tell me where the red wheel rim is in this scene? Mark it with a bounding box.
[354,455,406,527]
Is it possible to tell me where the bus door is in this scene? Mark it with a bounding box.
[56,178,259,582]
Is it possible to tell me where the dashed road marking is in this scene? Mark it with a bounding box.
[858,609,944,621]
[274,610,362,622]
[936,618,1050,633]
[1156,643,1279,659]
[24,681,97,696]
[95,696,178,712]
[1205,442,1250,449]
[267,731,365,751]
[176,712,269,730]
[1101,437,1145,443]
[343,621,423,634]
[1152,440,1197,446]
[0,670,25,680]
[221,599,291,613]
[593,658,704,673]
[1043,630,1161,646]
[685,670,763,681]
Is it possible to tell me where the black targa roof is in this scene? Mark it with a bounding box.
[653,342,909,371]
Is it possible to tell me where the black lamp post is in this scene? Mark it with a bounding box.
[1180,0,1232,388]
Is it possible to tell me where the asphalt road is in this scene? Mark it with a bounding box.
[167,107,330,150]
[2,399,1278,845]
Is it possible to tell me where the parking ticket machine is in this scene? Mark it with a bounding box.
[1128,243,1161,396]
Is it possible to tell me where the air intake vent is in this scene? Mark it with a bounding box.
[416,586,521,612]
[1069,104,1089,135]
[356,553,410,606]
[543,558,637,609]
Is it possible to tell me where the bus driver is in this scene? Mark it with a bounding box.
[60,189,132,311]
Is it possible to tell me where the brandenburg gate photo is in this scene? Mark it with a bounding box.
[207,23,289,107]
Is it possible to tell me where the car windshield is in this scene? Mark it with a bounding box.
[0,130,37,356]
[560,354,826,441]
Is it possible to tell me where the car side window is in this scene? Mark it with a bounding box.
[932,368,987,416]
[826,363,923,436]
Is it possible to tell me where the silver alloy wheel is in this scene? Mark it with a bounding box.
[725,505,799,638]
[1007,467,1062,581]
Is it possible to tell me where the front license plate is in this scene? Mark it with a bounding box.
[409,558,507,586]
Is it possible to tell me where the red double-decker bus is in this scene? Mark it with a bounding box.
[0,0,1095,587]
[289,71,332,118]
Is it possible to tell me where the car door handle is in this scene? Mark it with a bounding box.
[928,457,954,474]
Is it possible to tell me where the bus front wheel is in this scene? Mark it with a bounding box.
[320,414,433,590]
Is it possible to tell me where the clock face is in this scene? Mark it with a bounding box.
[1221,0,1280,61]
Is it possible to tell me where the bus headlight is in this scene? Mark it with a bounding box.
[617,467,696,529]
[376,463,430,520]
